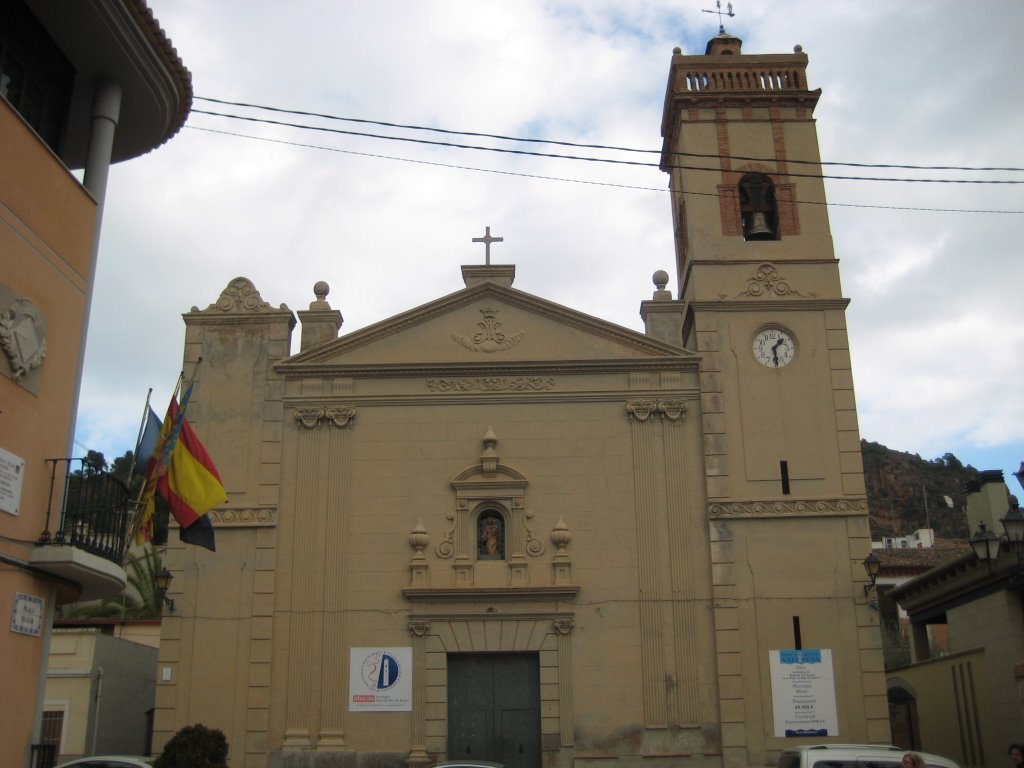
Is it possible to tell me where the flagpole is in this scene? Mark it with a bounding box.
[131,388,154,477]
[126,372,185,547]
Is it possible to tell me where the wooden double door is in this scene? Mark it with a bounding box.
[447,652,541,768]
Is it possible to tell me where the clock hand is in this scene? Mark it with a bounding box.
[771,338,785,367]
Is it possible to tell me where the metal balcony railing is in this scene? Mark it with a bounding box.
[36,458,132,565]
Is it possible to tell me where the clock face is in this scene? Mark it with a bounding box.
[752,327,795,368]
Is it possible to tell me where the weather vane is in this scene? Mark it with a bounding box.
[702,0,735,35]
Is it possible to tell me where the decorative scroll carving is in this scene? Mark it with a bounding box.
[427,376,555,392]
[436,512,456,559]
[524,508,544,557]
[204,277,279,313]
[721,261,815,299]
[452,308,524,352]
[326,407,356,428]
[658,399,687,421]
[294,406,356,429]
[708,498,868,518]
[626,399,688,422]
[0,291,47,382]
[295,408,325,429]
[552,618,575,635]
[208,507,278,527]
[626,400,659,421]
[408,620,431,637]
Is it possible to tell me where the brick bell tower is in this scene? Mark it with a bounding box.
[660,30,890,767]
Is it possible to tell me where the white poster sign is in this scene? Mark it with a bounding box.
[349,647,412,711]
[0,446,25,516]
[11,592,45,636]
[769,649,838,737]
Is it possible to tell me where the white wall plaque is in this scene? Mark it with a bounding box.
[349,647,412,711]
[0,446,25,516]
[11,592,45,636]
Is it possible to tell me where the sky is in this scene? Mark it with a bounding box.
[74,0,1024,501]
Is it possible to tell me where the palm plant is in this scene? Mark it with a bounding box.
[63,546,164,619]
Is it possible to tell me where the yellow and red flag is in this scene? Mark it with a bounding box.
[135,381,226,551]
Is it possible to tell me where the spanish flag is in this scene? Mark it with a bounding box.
[136,384,226,551]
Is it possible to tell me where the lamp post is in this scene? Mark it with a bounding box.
[1001,507,1024,559]
[156,566,175,613]
[969,521,1001,570]
[863,551,880,597]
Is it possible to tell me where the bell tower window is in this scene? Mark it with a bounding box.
[739,172,779,241]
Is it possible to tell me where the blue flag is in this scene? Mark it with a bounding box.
[134,406,162,475]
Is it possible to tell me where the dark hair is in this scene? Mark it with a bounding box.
[1009,744,1024,755]
[902,754,925,768]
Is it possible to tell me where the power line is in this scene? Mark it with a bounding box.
[195,95,1024,175]
[185,126,1024,215]
[190,108,1024,185]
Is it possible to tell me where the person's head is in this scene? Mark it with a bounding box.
[901,753,925,768]
[1008,744,1024,765]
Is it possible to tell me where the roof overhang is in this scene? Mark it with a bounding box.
[25,0,192,168]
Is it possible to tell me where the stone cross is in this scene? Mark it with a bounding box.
[472,226,504,266]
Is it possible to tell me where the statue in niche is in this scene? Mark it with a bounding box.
[478,513,505,560]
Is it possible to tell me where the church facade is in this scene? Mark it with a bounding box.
[153,33,889,768]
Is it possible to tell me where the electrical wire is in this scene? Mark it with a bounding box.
[191,108,1024,185]
[186,126,1024,215]
[196,96,1024,174]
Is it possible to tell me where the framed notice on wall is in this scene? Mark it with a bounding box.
[769,649,839,737]
[0,446,25,516]
[349,647,412,711]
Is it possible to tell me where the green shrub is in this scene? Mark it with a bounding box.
[154,723,229,768]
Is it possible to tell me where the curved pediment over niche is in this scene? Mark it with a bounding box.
[192,277,292,315]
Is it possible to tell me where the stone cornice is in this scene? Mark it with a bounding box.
[708,497,867,519]
[403,586,579,605]
[276,358,700,379]
[283,391,700,410]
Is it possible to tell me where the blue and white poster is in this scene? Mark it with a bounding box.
[349,647,412,711]
[769,649,839,737]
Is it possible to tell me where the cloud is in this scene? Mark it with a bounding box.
[74,0,1024,483]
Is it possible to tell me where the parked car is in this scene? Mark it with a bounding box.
[779,744,960,768]
[54,757,154,768]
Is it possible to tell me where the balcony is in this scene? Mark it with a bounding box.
[31,458,130,603]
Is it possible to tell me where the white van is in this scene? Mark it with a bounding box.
[778,744,960,768]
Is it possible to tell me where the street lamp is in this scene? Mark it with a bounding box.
[863,551,881,597]
[969,521,1001,569]
[1001,506,1024,567]
[156,566,176,613]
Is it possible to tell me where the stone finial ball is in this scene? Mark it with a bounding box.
[653,270,670,290]
[794,44,803,53]
[313,281,329,299]
[672,46,682,55]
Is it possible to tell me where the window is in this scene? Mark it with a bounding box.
[0,0,74,150]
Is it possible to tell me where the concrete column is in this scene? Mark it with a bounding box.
[68,78,122,457]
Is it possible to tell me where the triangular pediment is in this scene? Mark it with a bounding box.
[280,282,695,372]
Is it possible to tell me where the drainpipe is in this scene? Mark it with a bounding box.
[67,77,122,458]
[91,666,104,755]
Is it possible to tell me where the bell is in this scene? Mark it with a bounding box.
[745,211,774,240]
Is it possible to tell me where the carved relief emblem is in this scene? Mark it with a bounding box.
[721,262,815,299]
[201,277,278,314]
[452,308,524,353]
[0,288,47,386]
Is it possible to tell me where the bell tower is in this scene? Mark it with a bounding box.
[660,32,890,766]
